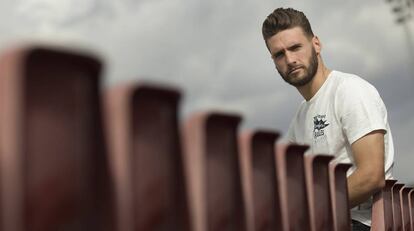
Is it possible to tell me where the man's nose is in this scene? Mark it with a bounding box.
[285,52,296,65]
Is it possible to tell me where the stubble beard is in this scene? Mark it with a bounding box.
[278,48,319,87]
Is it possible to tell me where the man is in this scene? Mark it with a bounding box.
[262,8,394,230]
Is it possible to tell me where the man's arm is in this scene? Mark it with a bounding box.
[347,130,386,208]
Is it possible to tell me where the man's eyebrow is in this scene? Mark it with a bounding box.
[288,43,302,49]
[272,42,302,57]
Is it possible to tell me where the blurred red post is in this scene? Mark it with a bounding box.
[0,46,114,231]
[371,179,397,231]
[104,84,190,231]
[409,189,414,231]
[275,144,311,231]
[393,183,405,230]
[400,187,412,231]
[238,130,280,231]
[182,112,246,231]
[329,162,352,231]
[304,154,334,231]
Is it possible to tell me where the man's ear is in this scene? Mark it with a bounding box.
[312,36,322,54]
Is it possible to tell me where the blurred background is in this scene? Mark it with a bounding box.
[0,0,412,184]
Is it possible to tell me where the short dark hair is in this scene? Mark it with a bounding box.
[262,8,314,41]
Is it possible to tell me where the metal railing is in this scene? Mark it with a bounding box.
[0,45,412,231]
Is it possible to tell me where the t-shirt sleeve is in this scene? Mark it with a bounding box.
[337,78,388,144]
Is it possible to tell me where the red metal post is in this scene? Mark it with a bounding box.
[275,144,310,231]
[392,183,405,231]
[238,130,280,231]
[304,154,335,231]
[182,112,246,231]
[400,187,413,231]
[371,179,397,231]
[409,189,414,231]
[0,46,114,231]
[104,84,190,231]
[329,162,352,231]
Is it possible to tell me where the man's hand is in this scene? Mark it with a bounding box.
[347,130,386,208]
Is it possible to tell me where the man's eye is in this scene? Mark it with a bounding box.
[273,53,283,59]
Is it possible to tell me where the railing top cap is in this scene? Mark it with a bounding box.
[286,143,309,155]
[393,184,405,190]
[329,161,352,169]
[184,111,243,135]
[401,187,413,193]
[305,154,334,162]
[2,44,102,68]
[189,111,242,122]
[240,129,280,141]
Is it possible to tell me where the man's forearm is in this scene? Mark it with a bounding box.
[347,131,386,208]
[347,169,385,208]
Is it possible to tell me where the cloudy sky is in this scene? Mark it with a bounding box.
[0,0,413,184]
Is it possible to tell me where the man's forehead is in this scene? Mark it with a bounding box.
[268,27,309,50]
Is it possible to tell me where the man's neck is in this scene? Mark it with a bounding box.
[297,63,331,101]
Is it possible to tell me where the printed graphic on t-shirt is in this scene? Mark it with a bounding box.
[313,114,329,138]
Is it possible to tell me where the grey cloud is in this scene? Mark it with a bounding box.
[0,0,412,184]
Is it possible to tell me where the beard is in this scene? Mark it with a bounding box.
[277,48,319,87]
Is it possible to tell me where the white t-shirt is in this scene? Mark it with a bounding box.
[285,70,394,226]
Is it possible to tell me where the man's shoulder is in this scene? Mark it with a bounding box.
[332,70,378,94]
[332,70,368,85]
